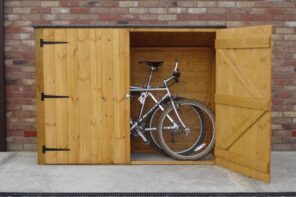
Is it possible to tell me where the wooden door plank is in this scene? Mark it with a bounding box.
[89,29,102,163]
[54,29,68,164]
[67,29,80,163]
[215,37,271,49]
[43,29,56,164]
[101,29,114,164]
[78,29,91,163]
[94,29,104,163]
[112,29,130,163]
[215,94,270,111]
[123,29,131,163]
[35,29,45,164]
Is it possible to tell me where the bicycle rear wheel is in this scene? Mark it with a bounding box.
[147,100,205,155]
[157,99,215,160]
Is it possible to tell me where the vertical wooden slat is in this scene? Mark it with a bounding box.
[35,29,45,163]
[43,29,56,164]
[78,29,91,163]
[90,29,103,163]
[54,29,68,163]
[95,29,104,163]
[101,29,114,164]
[112,30,123,163]
[67,29,80,163]
[112,29,130,163]
[123,29,131,163]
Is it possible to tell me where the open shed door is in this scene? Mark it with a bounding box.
[215,25,272,182]
[40,28,130,164]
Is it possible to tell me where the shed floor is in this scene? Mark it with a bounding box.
[0,152,295,192]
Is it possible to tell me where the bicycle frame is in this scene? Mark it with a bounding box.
[130,61,189,143]
[130,87,173,132]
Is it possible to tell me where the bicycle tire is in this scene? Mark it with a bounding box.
[146,98,206,155]
[157,99,216,160]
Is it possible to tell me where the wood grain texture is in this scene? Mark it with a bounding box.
[39,28,130,164]
[35,29,45,164]
[54,29,68,164]
[43,29,57,164]
[215,37,271,49]
[67,29,80,163]
[215,25,272,183]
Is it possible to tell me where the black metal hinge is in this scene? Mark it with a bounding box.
[41,92,69,101]
[42,145,70,154]
[40,39,68,47]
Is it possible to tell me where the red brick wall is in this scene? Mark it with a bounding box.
[4,0,296,151]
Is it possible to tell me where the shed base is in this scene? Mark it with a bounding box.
[131,152,215,165]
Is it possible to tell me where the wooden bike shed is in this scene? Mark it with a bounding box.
[34,25,272,183]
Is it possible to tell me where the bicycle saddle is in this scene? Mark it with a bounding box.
[139,61,163,68]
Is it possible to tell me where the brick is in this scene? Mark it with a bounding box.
[197,1,216,7]
[5,14,20,21]
[149,8,167,14]
[272,112,283,117]
[273,144,291,150]
[284,112,296,117]
[168,8,187,14]
[207,8,227,14]
[138,1,158,7]
[22,105,35,111]
[119,1,138,7]
[285,35,296,40]
[21,14,41,21]
[24,130,37,137]
[23,144,37,151]
[237,1,255,8]
[51,8,70,14]
[158,14,177,21]
[217,1,236,8]
[177,1,196,7]
[42,14,57,21]
[110,8,129,14]
[7,143,23,151]
[139,14,158,20]
[272,136,282,143]
[21,1,40,7]
[130,8,148,14]
[71,8,90,14]
[5,1,22,7]
[41,1,60,7]
[247,8,266,15]
[12,8,31,14]
[276,28,294,34]
[272,124,283,130]
[188,8,207,14]
[286,21,296,27]
[90,8,110,14]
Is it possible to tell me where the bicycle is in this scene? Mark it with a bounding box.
[130,60,215,160]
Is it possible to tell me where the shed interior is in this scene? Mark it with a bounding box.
[129,31,216,164]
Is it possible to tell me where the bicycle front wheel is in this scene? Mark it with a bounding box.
[157,99,215,160]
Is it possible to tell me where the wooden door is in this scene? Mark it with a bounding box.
[215,25,272,182]
[37,28,130,164]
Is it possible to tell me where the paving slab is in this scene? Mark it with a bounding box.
[0,151,295,192]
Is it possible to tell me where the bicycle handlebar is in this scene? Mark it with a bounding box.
[162,60,181,88]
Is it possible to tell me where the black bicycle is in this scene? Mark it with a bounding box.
[130,60,215,160]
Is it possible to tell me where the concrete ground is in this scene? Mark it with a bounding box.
[0,151,295,193]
